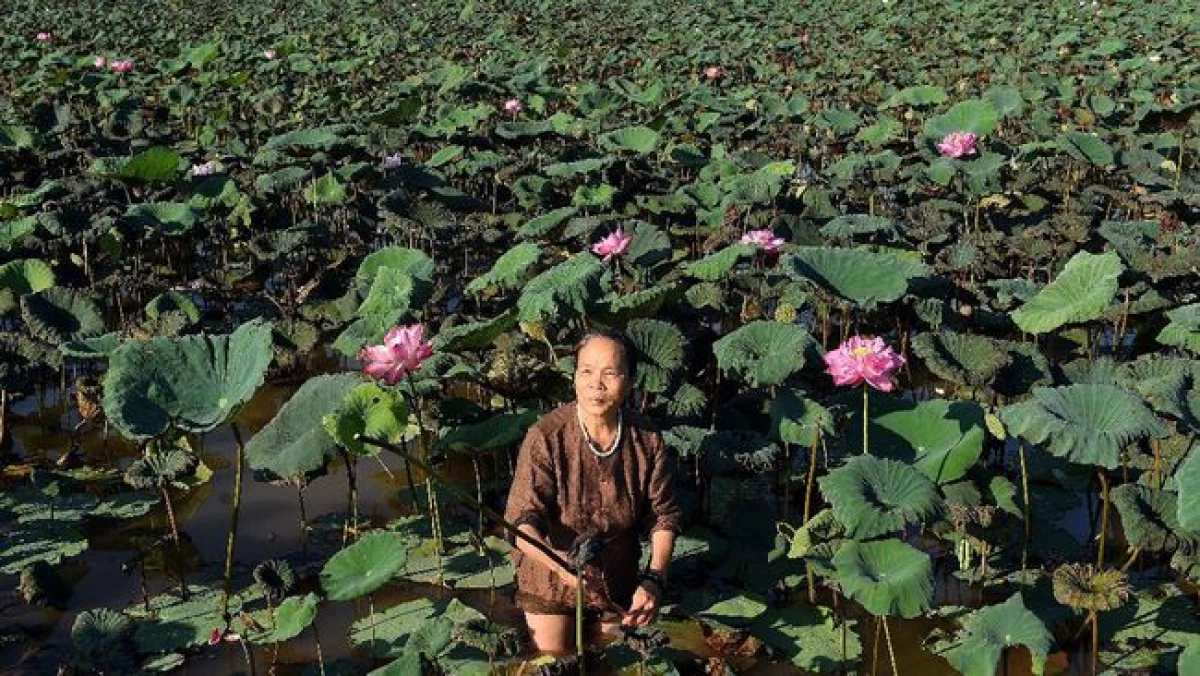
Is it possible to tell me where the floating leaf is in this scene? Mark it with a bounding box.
[819,456,943,538]
[832,539,933,618]
[1001,384,1165,469]
[320,530,409,601]
[1011,252,1123,334]
[250,593,319,644]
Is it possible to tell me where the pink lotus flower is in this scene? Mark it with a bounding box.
[591,228,632,262]
[36,32,52,42]
[93,56,107,69]
[208,628,223,646]
[823,336,906,392]
[263,49,277,60]
[937,131,977,159]
[704,66,724,80]
[360,324,434,385]
[740,229,785,253]
[381,152,404,169]
[110,59,134,74]
[190,161,218,177]
[504,98,523,114]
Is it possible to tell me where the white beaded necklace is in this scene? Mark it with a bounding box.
[577,405,623,458]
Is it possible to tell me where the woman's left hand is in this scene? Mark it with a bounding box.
[622,581,661,627]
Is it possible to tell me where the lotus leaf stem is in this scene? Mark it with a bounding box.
[160,486,180,545]
[1119,547,1140,573]
[883,615,899,676]
[1019,443,1031,575]
[1097,472,1109,568]
[311,618,327,676]
[341,449,358,544]
[862,383,869,454]
[405,380,444,559]
[296,483,309,560]
[1090,610,1099,676]
[222,421,247,620]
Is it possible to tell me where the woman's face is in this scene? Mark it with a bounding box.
[574,336,631,420]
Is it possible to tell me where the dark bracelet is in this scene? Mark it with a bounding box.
[638,570,667,595]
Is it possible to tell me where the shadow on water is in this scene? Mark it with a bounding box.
[1,381,1065,675]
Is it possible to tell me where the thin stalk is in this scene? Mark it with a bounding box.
[1019,443,1031,575]
[862,383,869,454]
[0,388,7,450]
[1090,611,1099,676]
[428,475,444,583]
[222,422,247,620]
[311,619,327,676]
[804,433,821,604]
[160,487,180,545]
[883,616,899,676]
[472,455,484,534]
[297,483,309,560]
[872,616,882,675]
[1097,472,1109,568]
[1120,547,1141,573]
[341,450,359,544]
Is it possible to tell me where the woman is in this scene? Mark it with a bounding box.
[503,329,681,655]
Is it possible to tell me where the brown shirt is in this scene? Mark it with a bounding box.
[503,402,682,614]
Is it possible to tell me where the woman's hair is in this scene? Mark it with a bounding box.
[575,327,638,381]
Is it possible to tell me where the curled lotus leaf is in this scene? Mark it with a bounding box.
[832,538,933,619]
[1157,303,1200,353]
[1052,564,1130,613]
[102,319,274,439]
[123,449,194,490]
[943,593,1051,676]
[625,318,687,394]
[21,288,106,344]
[712,320,817,388]
[1111,484,1198,554]
[71,608,135,672]
[912,331,1011,388]
[1000,384,1166,469]
[819,455,943,538]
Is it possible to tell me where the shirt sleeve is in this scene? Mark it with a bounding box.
[504,425,556,536]
[643,430,683,535]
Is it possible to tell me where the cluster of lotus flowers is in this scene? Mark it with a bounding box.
[93,56,135,73]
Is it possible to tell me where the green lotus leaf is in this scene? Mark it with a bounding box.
[71,608,135,672]
[516,207,577,239]
[1158,303,1200,353]
[1118,355,1199,423]
[598,125,660,154]
[683,243,756,281]
[1180,641,1200,675]
[784,247,928,307]
[145,291,200,324]
[846,397,985,484]
[571,183,616,208]
[131,585,261,653]
[912,331,1012,388]
[993,340,1052,397]
[1101,583,1200,650]
[820,214,899,239]
[943,593,1051,676]
[696,593,768,627]
[1000,384,1166,469]
[769,389,833,447]
[400,531,514,589]
[434,411,537,454]
[856,117,905,145]
[321,530,409,601]
[752,603,863,672]
[605,284,677,320]
[350,596,485,659]
[102,319,274,439]
[1011,251,1123,334]
[495,120,556,139]
[0,519,88,574]
[924,99,1001,138]
[303,173,347,205]
[625,318,686,394]
[0,124,37,149]
[368,654,424,676]
[712,320,817,388]
[124,203,200,235]
[249,593,319,644]
[434,312,518,352]
[721,169,787,205]
[21,288,106,344]
[263,124,355,151]
[1059,131,1114,167]
[623,221,672,269]
[357,246,436,289]
[516,254,606,323]
[832,538,933,618]
[819,456,943,538]
[464,243,541,294]
[119,147,182,182]
[1112,484,1197,553]
[543,156,611,178]
[0,215,39,251]
[247,373,362,480]
[1177,450,1200,533]
[255,166,311,193]
[0,258,55,296]
[884,85,949,108]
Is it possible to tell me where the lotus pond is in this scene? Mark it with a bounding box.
[1,0,1199,673]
